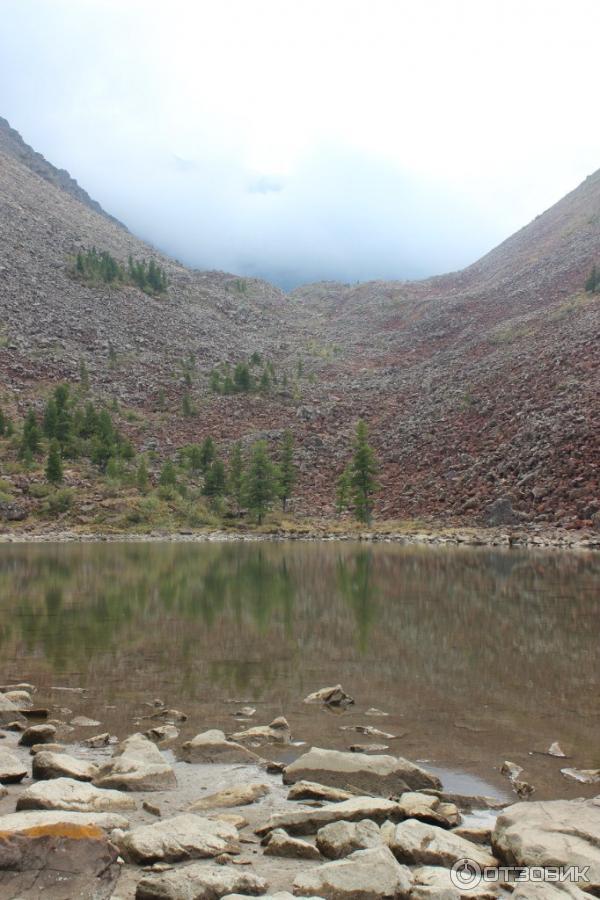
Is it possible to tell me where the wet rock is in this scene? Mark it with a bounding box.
[0,683,36,695]
[19,723,57,746]
[32,749,98,782]
[492,797,600,893]
[560,766,600,784]
[0,819,120,900]
[135,861,267,899]
[17,776,137,812]
[316,819,382,859]
[118,813,239,864]
[70,715,102,727]
[0,809,130,834]
[293,845,411,900]
[397,791,460,828]
[94,732,177,792]
[230,716,291,744]
[389,819,498,868]
[411,865,501,898]
[303,685,355,707]
[232,706,256,718]
[364,707,389,717]
[145,724,179,743]
[143,801,162,817]
[0,693,26,725]
[263,828,321,860]
[349,743,389,753]
[29,742,66,755]
[83,732,113,748]
[283,746,441,795]
[547,741,567,757]
[287,781,355,803]
[182,729,262,764]
[0,748,28,783]
[256,796,402,837]
[188,783,269,811]
[3,690,33,709]
[150,708,187,723]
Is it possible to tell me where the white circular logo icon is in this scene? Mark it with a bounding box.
[451,858,482,890]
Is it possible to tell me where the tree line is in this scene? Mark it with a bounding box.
[74,248,168,295]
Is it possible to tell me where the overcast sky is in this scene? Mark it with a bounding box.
[1,0,599,289]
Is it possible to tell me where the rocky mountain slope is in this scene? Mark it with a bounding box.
[0,117,598,529]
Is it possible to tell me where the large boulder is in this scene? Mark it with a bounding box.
[19,723,57,747]
[135,862,267,899]
[118,813,239,864]
[492,798,600,893]
[94,733,176,791]
[293,845,411,900]
[316,819,382,859]
[16,776,137,813]
[188,782,269,811]
[256,796,402,837]
[0,818,120,899]
[32,750,98,782]
[182,729,262,764]
[389,819,497,868]
[283,747,441,795]
[0,748,28,783]
[0,809,130,834]
[0,693,26,725]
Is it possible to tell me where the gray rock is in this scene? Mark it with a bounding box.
[3,690,33,709]
[230,716,291,744]
[302,685,354,706]
[19,723,57,746]
[389,819,498,868]
[283,746,441,795]
[188,782,269,811]
[16,776,137,812]
[94,732,176,791]
[0,693,26,725]
[492,797,600,893]
[287,781,355,803]
[119,813,239,864]
[483,497,519,526]
[0,809,130,834]
[316,819,382,859]
[264,828,321,860]
[135,862,267,899]
[397,791,460,828]
[32,749,98,782]
[256,796,402,837]
[411,865,501,898]
[0,747,28,783]
[182,729,262,764]
[293,845,411,900]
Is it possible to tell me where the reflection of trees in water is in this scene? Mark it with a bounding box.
[0,543,598,706]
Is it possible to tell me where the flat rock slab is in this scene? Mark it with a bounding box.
[0,747,28,783]
[293,845,411,900]
[0,809,130,834]
[119,813,239,864]
[17,776,137,813]
[411,865,501,899]
[397,791,460,828]
[316,819,382,859]
[256,796,402,837]
[287,781,355,803]
[0,826,119,900]
[283,746,441,795]
[389,819,497,868]
[32,750,98,782]
[188,782,269,811]
[94,732,177,791]
[264,828,321,860]
[135,862,267,899]
[492,797,600,893]
[182,729,263,764]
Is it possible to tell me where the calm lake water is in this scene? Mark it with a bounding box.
[1,541,598,799]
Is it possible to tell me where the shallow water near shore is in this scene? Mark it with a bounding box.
[1,540,598,800]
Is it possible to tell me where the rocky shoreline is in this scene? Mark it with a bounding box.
[0,524,599,551]
[0,683,598,898]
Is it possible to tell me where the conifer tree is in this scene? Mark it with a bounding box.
[227,441,244,513]
[159,459,177,487]
[136,457,150,492]
[79,359,90,392]
[245,441,278,524]
[278,430,296,511]
[45,439,63,484]
[21,409,41,457]
[182,392,194,417]
[203,457,226,499]
[349,419,378,524]
[0,408,6,436]
[585,264,599,293]
[199,436,215,472]
[43,398,58,438]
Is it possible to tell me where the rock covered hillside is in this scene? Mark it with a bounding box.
[0,116,599,529]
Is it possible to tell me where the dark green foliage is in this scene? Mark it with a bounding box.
[278,430,296,511]
[349,420,378,523]
[182,392,194,417]
[209,370,222,393]
[128,254,168,294]
[244,441,278,524]
[136,457,149,492]
[79,359,90,392]
[46,439,63,485]
[259,368,270,392]
[54,384,70,411]
[222,375,234,394]
[156,388,166,411]
[227,441,244,513]
[234,363,252,392]
[0,408,8,436]
[203,458,226,499]
[43,399,58,438]
[21,409,41,457]
[186,444,203,473]
[585,264,599,293]
[199,436,215,472]
[250,351,262,366]
[335,464,352,515]
[73,247,167,295]
[159,459,177,487]
[81,402,98,438]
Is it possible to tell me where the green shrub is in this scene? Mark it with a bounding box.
[44,488,74,516]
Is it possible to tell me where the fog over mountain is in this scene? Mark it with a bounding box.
[1,0,599,288]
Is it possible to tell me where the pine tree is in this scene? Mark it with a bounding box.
[159,459,177,487]
[43,398,58,438]
[349,420,378,524]
[56,407,72,449]
[259,369,270,392]
[234,363,252,392]
[585,264,599,293]
[182,392,194,417]
[79,359,90,392]
[245,441,278,524]
[187,444,203,473]
[21,409,41,457]
[227,441,244,513]
[278,430,296,511]
[203,458,226,499]
[199,436,215,472]
[136,457,149,492]
[45,439,63,484]
[54,384,70,411]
